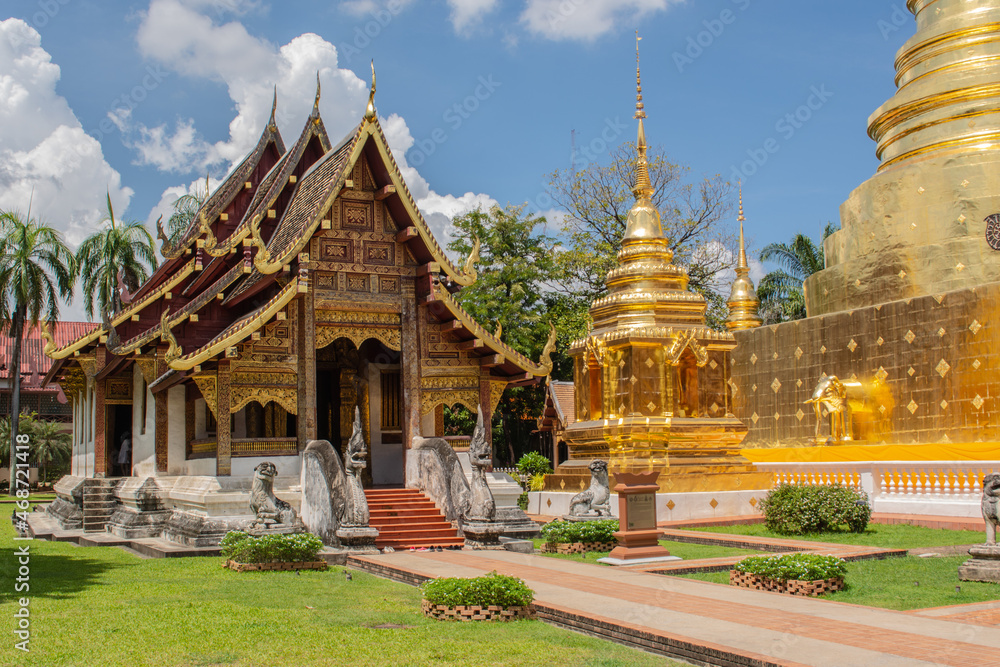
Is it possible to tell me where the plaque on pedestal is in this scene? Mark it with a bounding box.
[598,471,678,566]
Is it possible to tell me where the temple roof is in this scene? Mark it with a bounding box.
[538,380,575,432]
[2,322,94,390]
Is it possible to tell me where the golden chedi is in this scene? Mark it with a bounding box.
[545,41,771,494]
[726,187,762,332]
[735,2,1000,459]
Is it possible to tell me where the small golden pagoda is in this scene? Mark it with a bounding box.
[726,187,762,332]
[545,40,772,494]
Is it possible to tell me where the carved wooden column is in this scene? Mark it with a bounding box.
[185,384,196,458]
[479,374,494,467]
[296,292,316,448]
[401,280,421,448]
[217,360,232,476]
[94,347,107,476]
[154,349,169,473]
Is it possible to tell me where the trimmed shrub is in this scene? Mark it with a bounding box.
[220,531,323,564]
[540,519,618,545]
[517,492,529,510]
[516,452,553,478]
[734,553,847,582]
[760,484,871,535]
[421,571,534,608]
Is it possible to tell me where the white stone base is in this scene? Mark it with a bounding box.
[873,497,980,518]
[598,555,682,566]
[528,489,769,522]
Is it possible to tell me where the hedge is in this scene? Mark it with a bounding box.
[760,484,871,535]
[421,571,534,608]
[220,531,323,564]
[540,519,618,545]
[734,553,847,581]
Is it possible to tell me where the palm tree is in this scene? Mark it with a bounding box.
[77,193,157,320]
[0,210,76,495]
[164,179,210,245]
[758,223,837,323]
[31,418,71,485]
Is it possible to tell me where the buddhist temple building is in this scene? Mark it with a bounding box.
[544,42,771,495]
[42,76,554,487]
[733,1,1000,477]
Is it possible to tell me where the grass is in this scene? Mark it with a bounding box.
[678,555,1000,611]
[532,539,759,565]
[0,513,681,667]
[681,522,981,550]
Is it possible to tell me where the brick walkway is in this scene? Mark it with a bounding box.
[350,549,1000,667]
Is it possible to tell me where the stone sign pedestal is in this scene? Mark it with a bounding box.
[599,471,678,566]
[335,526,379,554]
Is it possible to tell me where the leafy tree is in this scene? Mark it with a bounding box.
[32,418,71,485]
[447,205,559,465]
[0,210,76,495]
[758,223,838,323]
[548,142,737,328]
[77,194,157,320]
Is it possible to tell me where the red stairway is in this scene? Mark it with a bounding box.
[364,488,465,550]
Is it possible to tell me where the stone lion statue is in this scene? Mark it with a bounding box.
[249,461,297,529]
[982,473,1000,545]
[568,460,611,517]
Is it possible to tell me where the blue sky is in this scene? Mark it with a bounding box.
[1,0,912,321]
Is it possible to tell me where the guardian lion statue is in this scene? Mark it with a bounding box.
[982,473,1000,545]
[568,460,611,517]
[249,461,298,529]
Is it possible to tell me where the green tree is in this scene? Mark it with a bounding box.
[447,205,559,465]
[31,418,71,485]
[77,194,157,320]
[758,223,838,323]
[548,142,736,328]
[0,211,76,494]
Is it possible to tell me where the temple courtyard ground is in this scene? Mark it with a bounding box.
[6,504,1000,666]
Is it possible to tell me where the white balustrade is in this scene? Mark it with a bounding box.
[754,460,999,518]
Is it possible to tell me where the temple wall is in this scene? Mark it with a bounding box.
[131,365,156,476]
[166,385,186,474]
[734,281,1000,449]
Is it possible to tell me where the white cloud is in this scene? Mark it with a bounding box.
[0,19,133,249]
[520,0,677,41]
[136,2,494,255]
[447,0,499,35]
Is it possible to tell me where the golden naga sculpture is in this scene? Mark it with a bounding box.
[449,234,480,286]
[493,320,502,340]
[535,322,557,376]
[200,212,230,258]
[156,215,184,260]
[364,59,377,122]
[40,321,57,357]
[250,215,278,272]
[160,309,183,364]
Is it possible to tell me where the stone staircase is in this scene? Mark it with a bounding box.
[82,478,119,533]
[364,488,465,550]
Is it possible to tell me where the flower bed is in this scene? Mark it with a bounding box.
[220,531,325,572]
[224,559,328,573]
[421,599,534,621]
[539,519,618,552]
[730,553,847,597]
[421,571,535,622]
[539,541,610,554]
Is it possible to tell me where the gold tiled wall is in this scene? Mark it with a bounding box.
[733,282,1000,448]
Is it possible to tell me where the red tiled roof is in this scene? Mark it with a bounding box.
[551,381,576,426]
[0,322,96,389]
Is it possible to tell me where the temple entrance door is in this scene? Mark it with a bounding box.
[107,404,132,476]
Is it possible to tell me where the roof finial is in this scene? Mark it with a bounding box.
[269,86,278,129]
[313,71,321,114]
[634,30,645,121]
[365,59,377,121]
[737,181,748,270]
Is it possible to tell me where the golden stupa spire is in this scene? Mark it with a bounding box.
[623,32,659,240]
[727,182,762,330]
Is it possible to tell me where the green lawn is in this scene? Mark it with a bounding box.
[533,539,759,565]
[677,555,1000,611]
[1,515,680,667]
[680,522,982,550]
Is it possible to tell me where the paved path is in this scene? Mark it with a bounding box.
[351,549,1000,667]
